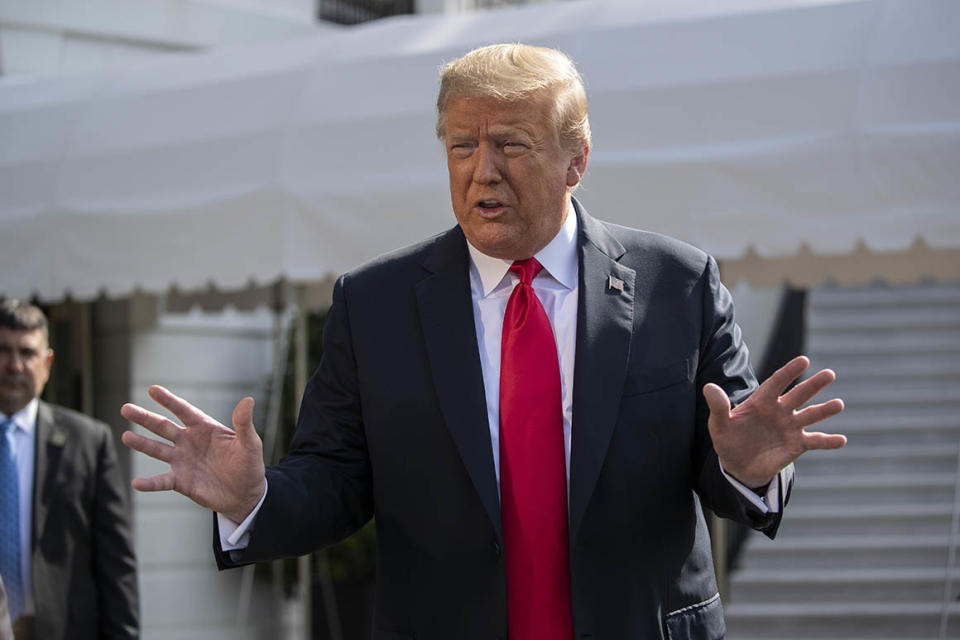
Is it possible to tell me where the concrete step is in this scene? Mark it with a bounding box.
[825,407,960,424]
[787,473,957,507]
[738,535,960,570]
[726,637,949,640]
[810,285,960,309]
[725,601,960,638]
[803,353,960,380]
[775,503,955,537]
[729,568,960,604]
[807,330,960,356]
[823,380,960,405]
[815,370,960,394]
[808,306,960,332]
[797,443,958,474]
[817,410,960,445]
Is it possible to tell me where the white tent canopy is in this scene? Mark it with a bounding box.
[1,0,958,302]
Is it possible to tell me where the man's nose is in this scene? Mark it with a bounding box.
[472,143,502,185]
[4,351,24,372]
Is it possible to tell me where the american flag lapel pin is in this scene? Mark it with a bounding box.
[608,274,625,292]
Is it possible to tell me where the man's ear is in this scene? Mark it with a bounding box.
[566,145,589,187]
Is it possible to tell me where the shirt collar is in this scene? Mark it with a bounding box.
[466,198,579,297]
[2,397,38,437]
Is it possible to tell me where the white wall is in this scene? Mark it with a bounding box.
[96,296,300,640]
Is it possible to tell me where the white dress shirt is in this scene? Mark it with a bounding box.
[219,197,777,550]
[2,397,37,616]
[467,201,579,495]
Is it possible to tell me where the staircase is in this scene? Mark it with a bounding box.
[725,284,960,639]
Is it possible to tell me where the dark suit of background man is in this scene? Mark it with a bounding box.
[122,44,846,639]
[0,300,139,640]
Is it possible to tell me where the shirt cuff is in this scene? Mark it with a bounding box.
[217,481,268,551]
[720,464,781,514]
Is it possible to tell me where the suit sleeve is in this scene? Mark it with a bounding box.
[216,275,374,567]
[92,424,140,638]
[691,256,793,539]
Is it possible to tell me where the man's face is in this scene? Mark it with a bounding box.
[444,93,588,260]
[0,327,53,417]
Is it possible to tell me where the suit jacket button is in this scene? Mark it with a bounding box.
[492,541,502,557]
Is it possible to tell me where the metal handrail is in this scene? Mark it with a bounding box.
[938,439,960,638]
[236,304,296,630]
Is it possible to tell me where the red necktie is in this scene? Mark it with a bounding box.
[499,258,573,639]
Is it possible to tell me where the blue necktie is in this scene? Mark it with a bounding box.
[0,418,23,621]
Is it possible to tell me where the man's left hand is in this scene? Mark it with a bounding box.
[704,355,846,489]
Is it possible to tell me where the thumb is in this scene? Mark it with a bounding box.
[702,383,732,425]
[232,397,258,443]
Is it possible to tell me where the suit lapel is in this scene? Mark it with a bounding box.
[569,201,636,543]
[415,227,502,539]
[412,205,638,543]
[32,402,67,549]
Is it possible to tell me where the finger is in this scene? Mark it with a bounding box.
[121,430,174,463]
[232,397,258,444]
[131,471,176,492]
[757,355,810,399]
[780,368,837,410]
[149,385,213,426]
[802,431,847,450]
[120,402,183,441]
[703,383,732,427]
[794,398,845,426]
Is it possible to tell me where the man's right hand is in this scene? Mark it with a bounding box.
[120,385,267,523]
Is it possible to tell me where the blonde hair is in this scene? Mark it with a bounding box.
[436,43,591,153]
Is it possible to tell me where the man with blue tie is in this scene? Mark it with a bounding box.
[121,44,846,638]
[0,300,138,640]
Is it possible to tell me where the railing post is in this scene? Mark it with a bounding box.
[938,439,960,638]
[711,512,728,605]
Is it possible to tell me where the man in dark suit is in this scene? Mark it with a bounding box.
[121,44,845,638]
[0,301,138,640]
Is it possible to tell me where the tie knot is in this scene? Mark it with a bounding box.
[510,258,543,285]
[1,418,13,437]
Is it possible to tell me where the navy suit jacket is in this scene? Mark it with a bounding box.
[217,200,792,639]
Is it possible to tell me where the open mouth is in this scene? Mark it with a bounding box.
[476,199,506,214]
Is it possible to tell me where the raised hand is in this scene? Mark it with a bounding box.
[120,385,267,523]
[704,355,846,489]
